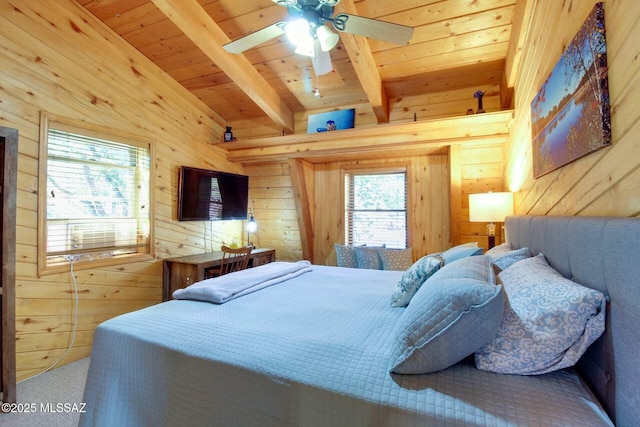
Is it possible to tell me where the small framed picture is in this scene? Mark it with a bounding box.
[307,109,355,134]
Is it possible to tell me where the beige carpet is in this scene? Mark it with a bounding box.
[0,357,90,427]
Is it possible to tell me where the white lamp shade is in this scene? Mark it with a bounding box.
[246,217,258,233]
[469,192,514,223]
[316,25,339,51]
[272,0,297,6]
[294,35,315,57]
[285,18,310,44]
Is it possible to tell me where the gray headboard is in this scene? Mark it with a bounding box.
[505,215,640,427]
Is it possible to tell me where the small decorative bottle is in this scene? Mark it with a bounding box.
[474,90,486,114]
[223,126,233,142]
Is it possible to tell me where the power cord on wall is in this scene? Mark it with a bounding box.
[203,221,214,252]
[20,255,79,382]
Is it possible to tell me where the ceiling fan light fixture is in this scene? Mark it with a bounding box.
[271,0,297,6]
[318,0,341,6]
[285,18,310,45]
[316,25,339,51]
[294,36,315,57]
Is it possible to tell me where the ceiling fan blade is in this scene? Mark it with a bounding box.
[312,40,333,76]
[223,22,286,54]
[332,13,414,45]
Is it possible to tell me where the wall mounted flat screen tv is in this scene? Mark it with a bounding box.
[178,166,249,221]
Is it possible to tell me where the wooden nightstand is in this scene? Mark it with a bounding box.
[162,248,276,301]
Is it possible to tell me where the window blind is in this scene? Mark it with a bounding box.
[45,128,151,264]
[346,171,408,248]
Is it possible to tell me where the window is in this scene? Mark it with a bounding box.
[345,169,408,248]
[39,116,153,274]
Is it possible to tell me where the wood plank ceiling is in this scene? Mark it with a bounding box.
[76,0,518,141]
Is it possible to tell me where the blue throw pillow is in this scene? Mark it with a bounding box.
[442,242,483,264]
[390,253,443,307]
[490,246,531,271]
[334,244,358,268]
[389,255,503,374]
[354,246,384,270]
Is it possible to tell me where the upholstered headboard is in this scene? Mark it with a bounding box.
[505,215,640,426]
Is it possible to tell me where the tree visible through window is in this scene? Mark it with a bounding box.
[39,117,152,273]
[345,170,407,248]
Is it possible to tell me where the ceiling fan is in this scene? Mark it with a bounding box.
[223,0,414,76]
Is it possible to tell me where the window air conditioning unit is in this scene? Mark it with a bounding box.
[69,222,117,250]
[47,220,139,255]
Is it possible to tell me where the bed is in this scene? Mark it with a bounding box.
[80,215,640,426]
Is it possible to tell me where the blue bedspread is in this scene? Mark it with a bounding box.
[80,265,612,426]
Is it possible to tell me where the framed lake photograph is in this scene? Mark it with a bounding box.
[307,108,355,134]
[530,2,611,178]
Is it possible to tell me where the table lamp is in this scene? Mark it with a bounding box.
[469,192,514,248]
[246,215,257,248]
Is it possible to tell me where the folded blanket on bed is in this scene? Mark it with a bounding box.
[172,260,313,304]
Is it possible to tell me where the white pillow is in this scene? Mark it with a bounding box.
[475,254,606,375]
[485,242,512,256]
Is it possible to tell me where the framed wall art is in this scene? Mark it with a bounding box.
[531,2,611,178]
[306,108,355,134]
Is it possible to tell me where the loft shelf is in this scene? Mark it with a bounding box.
[216,110,514,163]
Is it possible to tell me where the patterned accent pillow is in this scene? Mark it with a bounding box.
[379,248,413,271]
[334,244,358,268]
[442,242,483,264]
[389,255,503,374]
[354,246,384,270]
[475,254,606,375]
[490,246,532,271]
[390,253,444,307]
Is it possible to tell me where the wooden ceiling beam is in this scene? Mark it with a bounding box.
[505,0,537,88]
[334,0,390,123]
[150,0,295,134]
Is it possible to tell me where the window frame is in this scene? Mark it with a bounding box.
[38,113,155,275]
[343,165,410,249]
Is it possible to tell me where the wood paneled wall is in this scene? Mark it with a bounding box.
[310,153,451,265]
[243,141,506,267]
[505,0,640,218]
[458,144,507,250]
[0,0,245,380]
[243,162,302,261]
[233,84,503,140]
[243,152,457,267]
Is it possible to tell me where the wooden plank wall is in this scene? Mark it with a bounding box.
[0,0,246,380]
[505,0,640,218]
[243,162,302,261]
[291,84,502,139]
[242,151,462,268]
[232,84,503,140]
[459,144,507,250]
[311,153,451,265]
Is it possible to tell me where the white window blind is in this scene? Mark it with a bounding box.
[345,171,408,248]
[45,128,151,265]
